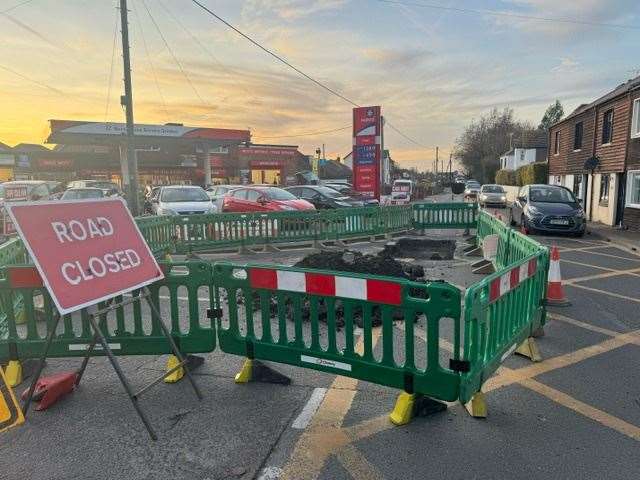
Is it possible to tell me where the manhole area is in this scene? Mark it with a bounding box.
[381,237,456,261]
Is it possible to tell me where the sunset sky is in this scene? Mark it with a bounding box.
[1,0,639,170]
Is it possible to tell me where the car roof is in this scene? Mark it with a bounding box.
[162,185,203,189]
[66,187,102,191]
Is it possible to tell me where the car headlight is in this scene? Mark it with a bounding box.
[574,209,585,218]
[158,208,178,215]
[279,205,296,211]
[480,194,487,200]
[500,195,507,201]
[526,206,543,218]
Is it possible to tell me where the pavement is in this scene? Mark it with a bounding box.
[586,221,640,253]
[2,202,640,480]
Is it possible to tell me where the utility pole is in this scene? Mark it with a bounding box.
[119,0,140,216]
[435,146,439,178]
[449,153,453,201]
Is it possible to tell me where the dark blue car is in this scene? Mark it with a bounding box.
[511,184,586,236]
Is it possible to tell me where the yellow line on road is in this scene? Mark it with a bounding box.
[520,378,640,441]
[335,444,385,480]
[569,283,640,303]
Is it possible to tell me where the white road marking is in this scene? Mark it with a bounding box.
[257,466,283,480]
[291,387,328,430]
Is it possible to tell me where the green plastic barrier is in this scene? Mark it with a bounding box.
[0,261,215,361]
[135,215,175,256]
[412,202,478,230]
[213,261,464,401]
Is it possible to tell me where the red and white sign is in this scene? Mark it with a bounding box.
[353,106,382,200]
[249,267,402,306]
[489,258,537,303]
[2,184,29,236]
[5,198,164,315]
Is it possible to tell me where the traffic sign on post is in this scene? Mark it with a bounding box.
[5,198,164,315]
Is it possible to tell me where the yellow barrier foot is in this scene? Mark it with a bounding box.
[389,392,416,426]
[4,360,22,387]
[164,355,204,383]
[515,337,542,362]
[464,391,487,418]
[389,392,447,426]
[0,367,25,434]
[234,359,253,383]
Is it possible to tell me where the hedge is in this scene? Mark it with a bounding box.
[495,163,549,186]
[495,169,517,186]
[517,162,548,186]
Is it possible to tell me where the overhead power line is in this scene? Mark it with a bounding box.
[104,4,120,122]
[189,0,427,148]
[0,63,65,95]
[139,0,210,108]
[0,0,36,15]
[253,125,351,140]
[374,0,640,30]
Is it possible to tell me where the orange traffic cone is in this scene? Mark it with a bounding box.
[546,246,570,306]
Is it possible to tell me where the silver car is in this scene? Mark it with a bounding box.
[150,186,217,215]
[479,184,507,208]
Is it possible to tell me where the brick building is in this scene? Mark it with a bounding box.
[548,76,640,230]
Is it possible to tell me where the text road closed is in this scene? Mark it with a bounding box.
[6,198,163,314]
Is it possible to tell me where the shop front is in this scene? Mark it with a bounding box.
[236,145,307,186]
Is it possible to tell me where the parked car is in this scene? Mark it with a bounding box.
[222,186,315,213]
[67,179,122,196]
[148,185,216,215]
[511,184,586,236]
[479,184,507,208]
[206,184,241,212]
[286,185,364,209]
[464,180,481,201]
[61,187,105,200]
[390,179,413,204]
[324,184,379,206]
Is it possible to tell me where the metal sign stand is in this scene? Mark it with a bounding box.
[21,287,203,440]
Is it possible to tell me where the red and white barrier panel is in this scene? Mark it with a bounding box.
[249,268,402,306]
[489,258,537,303]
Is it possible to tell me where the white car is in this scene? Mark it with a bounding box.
[149,186,217,215]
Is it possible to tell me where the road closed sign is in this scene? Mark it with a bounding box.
[5,198,164,315]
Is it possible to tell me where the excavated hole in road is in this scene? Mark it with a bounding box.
[231,238,459,329]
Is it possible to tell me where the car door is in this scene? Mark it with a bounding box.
[246,189,267,211]
[223,189,245,212]
[298,188,322,208]
[512,186,528,224]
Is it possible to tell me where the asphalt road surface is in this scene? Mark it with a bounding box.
[2,202,639,480]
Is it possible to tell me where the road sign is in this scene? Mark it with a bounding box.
[2,183,30,236]
[0,367,24,434]
[5,198,164,315]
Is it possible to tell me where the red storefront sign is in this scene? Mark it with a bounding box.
[353,106,382,199]
[36,158,74,170]
[2,184,29,236]
[238,147,297,157]
[249,159,285,168]
[209,154,225,167]
[5,199,163,314]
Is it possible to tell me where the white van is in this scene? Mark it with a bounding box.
[390,180,413,204]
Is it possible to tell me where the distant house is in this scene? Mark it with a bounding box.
[499,131,548,170]
[548,75,640,229]
[318,159,352,183]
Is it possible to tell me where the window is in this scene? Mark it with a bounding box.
[246,190,261,202]
[632,99,640,138]
[599,174,610,205]
[573,122,583,150]
[573,175,582,197]
[626,171,640,208]
[602,109,614,144]
[554,131,560,155]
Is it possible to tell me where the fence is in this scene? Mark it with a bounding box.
[0,202,550,409]
[0,262,215,362]
[413,202,478,230]
[213,261,465,401]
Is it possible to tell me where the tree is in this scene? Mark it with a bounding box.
[453,108,536,184]
[539,100,564,131]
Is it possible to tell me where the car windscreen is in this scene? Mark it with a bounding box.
[63,189,104,200]
[530,187,576,204]
[161,188,209,202]
[89,181,119,190]
[482,185,504,193]
[265,188,296,200]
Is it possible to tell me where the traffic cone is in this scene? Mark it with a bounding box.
[546,246,570,306]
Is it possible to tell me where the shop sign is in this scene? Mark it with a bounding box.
[36,158,73,170]
[353,106,381,199]
[250,159,285,168]
[238,147,297,157]
[209,154,225,167]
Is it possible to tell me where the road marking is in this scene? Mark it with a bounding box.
[521,378,640,441]
[560,258,615,272]
[335,444,385,480]
[564,267,640,284]
[559,246,640,261]
[291,388,328,430]
[547,312,625,337]
[569,283,640,303]
[257,466,283,480]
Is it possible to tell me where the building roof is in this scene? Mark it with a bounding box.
[0,141,11,152]
[12,143,50,152]
[319,159,352,179]
[557,74,640,125]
